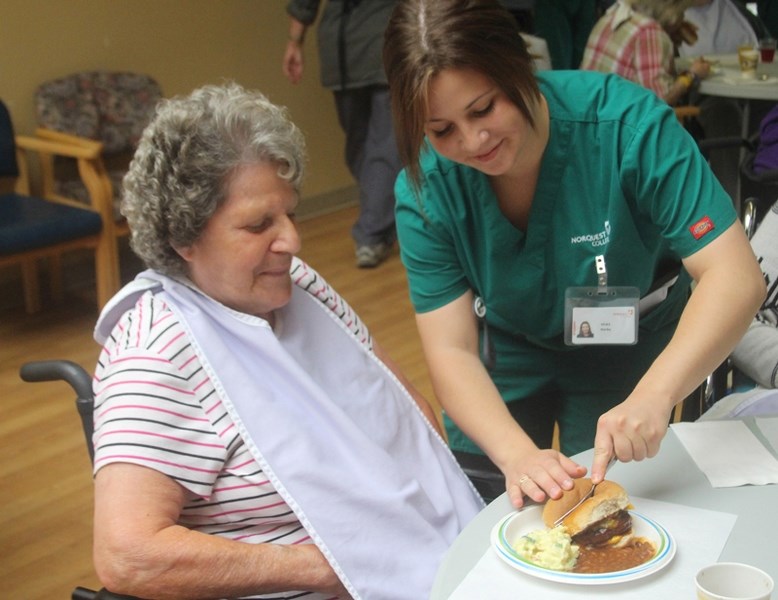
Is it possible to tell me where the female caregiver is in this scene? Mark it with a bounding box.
[383,0,766,507]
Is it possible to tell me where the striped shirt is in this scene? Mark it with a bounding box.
[580,2,675,101]
[93,278,350,600]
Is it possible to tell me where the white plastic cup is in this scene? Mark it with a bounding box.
[696,562,773,600]
[738,46,760,78]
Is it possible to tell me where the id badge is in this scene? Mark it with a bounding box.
[564,256,639,346]
[564,287,640,345]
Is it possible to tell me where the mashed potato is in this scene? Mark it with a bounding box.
[512,525,579,571]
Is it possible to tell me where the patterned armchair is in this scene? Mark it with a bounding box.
[34,71,162,236]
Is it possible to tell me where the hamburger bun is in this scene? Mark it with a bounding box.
[542,478,629,536]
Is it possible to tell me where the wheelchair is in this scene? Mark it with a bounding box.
[20,360,139,600]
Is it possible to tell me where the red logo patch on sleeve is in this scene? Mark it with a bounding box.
[689,216,715,240]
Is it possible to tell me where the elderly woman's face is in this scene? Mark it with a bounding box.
[177,161,301,319]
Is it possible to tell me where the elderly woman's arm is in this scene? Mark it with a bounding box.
[93,463,351,600]
[372,339,444,436]
[592,222,766,479]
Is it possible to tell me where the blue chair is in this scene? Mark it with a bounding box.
[0,99,119,312]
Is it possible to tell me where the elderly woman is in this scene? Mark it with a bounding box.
[580,0,711,106]
[90,83,482,600]
[382,0,765,507]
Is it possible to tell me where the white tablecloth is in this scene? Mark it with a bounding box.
[671,420,778,487]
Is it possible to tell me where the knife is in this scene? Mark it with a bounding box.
[553,456,617,528]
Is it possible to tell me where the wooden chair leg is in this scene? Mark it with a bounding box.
[94,235,120,311]
[21,258,42,314]
[49,253,64,304]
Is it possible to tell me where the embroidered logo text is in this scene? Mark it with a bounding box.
[571,221,611,248]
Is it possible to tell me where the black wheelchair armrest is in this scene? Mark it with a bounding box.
[72,586,143,600]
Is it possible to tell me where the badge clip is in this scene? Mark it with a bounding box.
[596,254,607,294]
[473,296,495,370]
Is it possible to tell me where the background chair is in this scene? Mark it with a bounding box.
[674,104,702,127]
[0,99,119,313]
[34,71,162,241]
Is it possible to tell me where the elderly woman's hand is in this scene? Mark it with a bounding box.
[502,449,587,509]
[690,57,712,80]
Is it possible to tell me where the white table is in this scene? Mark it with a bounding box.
[696,53,778,102]
[430,418,778,599]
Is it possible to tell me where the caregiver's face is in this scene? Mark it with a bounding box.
[423,67,535,178]
[178,161,301,320]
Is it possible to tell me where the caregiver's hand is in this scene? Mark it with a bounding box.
[591,392,673,483]
[502,448,587,508]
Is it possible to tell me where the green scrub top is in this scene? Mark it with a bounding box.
[395,71,737,454]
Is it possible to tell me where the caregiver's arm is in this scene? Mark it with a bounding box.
[415,290,585,508]
[93,463,351,600]
[592,222,766,480]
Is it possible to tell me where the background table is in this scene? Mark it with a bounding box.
[697,54,778,101]
[681,54,778,209]
[431,419,778,599]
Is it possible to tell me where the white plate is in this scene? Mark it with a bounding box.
[490,505,676,585]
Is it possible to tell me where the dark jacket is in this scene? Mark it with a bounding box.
[286,0,397,90]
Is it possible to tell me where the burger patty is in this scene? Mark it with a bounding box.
[572,509,632,548]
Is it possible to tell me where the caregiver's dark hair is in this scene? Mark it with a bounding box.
[383,0,540,189]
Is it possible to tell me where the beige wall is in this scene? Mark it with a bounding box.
[0,0,352,199]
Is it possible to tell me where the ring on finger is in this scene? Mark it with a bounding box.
[518,474,531,486]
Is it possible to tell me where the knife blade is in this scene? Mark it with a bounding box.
[552,456,617,528]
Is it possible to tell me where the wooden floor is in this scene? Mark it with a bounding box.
[1,205,434,599]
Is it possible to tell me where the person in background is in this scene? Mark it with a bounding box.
[731,198,778,390]
[90,82,483,600]
[723,111,778,394]
[383,0,766,506]
[757,0,778,39]
[282,0,400,268]
[581,0,712,107]
[678,0,769,202]
[677,0,760,58]
[753,104,778,173]
[498,0,535,32]
[533,0,598,69]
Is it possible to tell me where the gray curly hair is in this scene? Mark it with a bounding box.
[122,82,307,277]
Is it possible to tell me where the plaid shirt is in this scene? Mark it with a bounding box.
[580,2,676,100]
